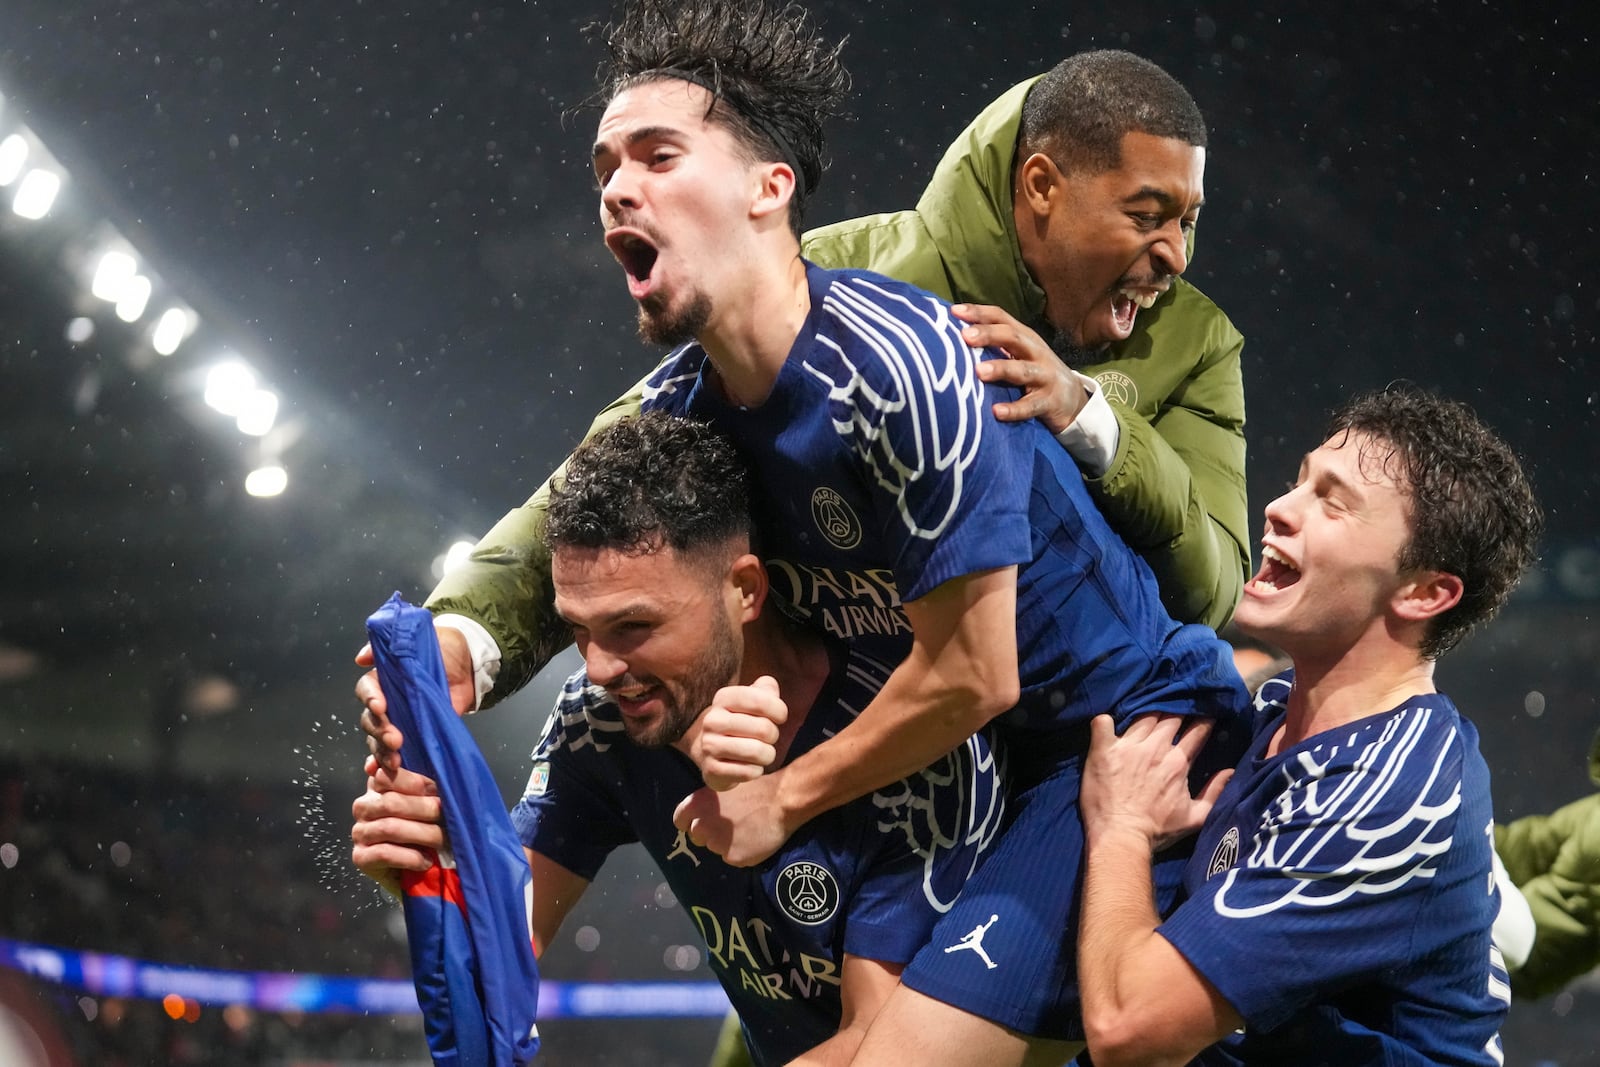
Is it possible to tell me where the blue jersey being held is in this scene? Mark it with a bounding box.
[511,643,1003,1067]
[640,263,1245,753]
[1160,675,1510,1065]
[366,594,541,1067]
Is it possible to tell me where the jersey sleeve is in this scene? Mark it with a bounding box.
[509,676,638,881]
[813,275,1036,603]
[840,730,1003,963]
[1158,708,1476,1031]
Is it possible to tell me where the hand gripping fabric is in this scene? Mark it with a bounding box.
[366,593,541,1065]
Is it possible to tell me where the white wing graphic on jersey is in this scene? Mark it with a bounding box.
[804,278,986,540]
[640,351,700,407]
[870,733,1004,913]
[1214,706,1460,918]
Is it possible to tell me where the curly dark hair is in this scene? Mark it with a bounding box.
[546,412,752,563]
[1020,50,1207,174]
[588,0,849,233]
[1325,387,1544,659]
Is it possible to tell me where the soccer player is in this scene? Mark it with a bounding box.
[353,413,1002,1066]
[1076,388,1541,1065]
[560,2,1247,1062]
[357,2,1244,1059]
[407,46,1245,717]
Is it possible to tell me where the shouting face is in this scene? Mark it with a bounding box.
[553,539,745,748]
[594,78,769,347]
[1015,130,1205,352]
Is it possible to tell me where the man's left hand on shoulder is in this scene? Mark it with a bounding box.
[958,303,1089,433]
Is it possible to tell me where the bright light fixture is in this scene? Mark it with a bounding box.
[202,360,257,416]
[114,275,152,322]
[151,307,194,356]
[91,251,139,301]
[0,134,26,186]
[11,168,60,219]
[442,540,476,575]
[235,388,279,436]
[64,317,95,344]
[244,465,288,498]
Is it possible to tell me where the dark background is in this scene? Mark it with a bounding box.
[0,1,1595,1063]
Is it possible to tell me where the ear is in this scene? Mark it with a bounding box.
[1391,570,1464,624]
[748,161,797,223]
[1014,152,1065,220]
[729,552,769,623]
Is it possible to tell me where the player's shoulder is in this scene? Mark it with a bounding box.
[533,669,629,762]
[1282,694,1473,807]
[807,263,964,359]
[640,342,707,411]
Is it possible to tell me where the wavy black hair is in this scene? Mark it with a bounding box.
[546,412,753,563]
[1326,386,1543,659]
[588,0,849,233]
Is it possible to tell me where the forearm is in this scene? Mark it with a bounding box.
[1078,713,1238,1065]
[1079,827,1185,1067]
[777,655,1009,826]
[777,569,1019,826]
[786,1025,868,1067]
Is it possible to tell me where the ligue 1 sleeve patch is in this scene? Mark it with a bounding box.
[775,861,840,925]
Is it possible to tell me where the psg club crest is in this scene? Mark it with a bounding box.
[1207,826,1241,879]
[810,487,862,551]
[775,860,840,925]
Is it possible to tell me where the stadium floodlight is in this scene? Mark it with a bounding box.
[114,274,153,322]
[151,306,195,356]
[11,168,60,219]
[202,359,257,416]
[234,388,279,436]
[91,250,139,301]
[244,465,288,498]
[0,134,26,186]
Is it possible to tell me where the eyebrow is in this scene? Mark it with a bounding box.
[1302,453,1366,502]
[1122,185,1206,212]
[592,125,684,163]
[555,602,654,630]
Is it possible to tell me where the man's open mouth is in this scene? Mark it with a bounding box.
[1251,544,1302,593]
[1111,287,1161,333]
[607,231,659,285]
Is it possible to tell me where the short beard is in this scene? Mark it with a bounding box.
[1044,325,1102,368]
[622,604,741,749]
[638,289,713,348]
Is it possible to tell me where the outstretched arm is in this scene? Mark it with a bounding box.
[349,755,590,957]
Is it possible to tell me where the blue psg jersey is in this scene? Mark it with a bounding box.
[1160,675,1509,1066]
[511,643,1003,1067]
[639,263,1245,744]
